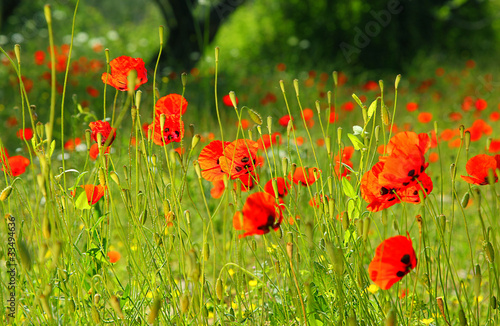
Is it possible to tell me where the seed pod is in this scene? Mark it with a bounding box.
[385,308,396,326]
[215,277,224,301]
[484,241,495,263]
[39,294,53,320]
[286,242,293,260]
[94,294,101,305]
[458,309,467,325]
[18,240,32,270]
[42,216,51,239]
[191,134,200,149]
[91,305,101,324]
[179,293,190,313]
[229,91,238,108]
[110,171,120,186]
[193,160,202,179]
[147,298,162,324]
[473,264,481,297]
[461,192,470,208]
[275,261,281,274]
[492,295,497,309]
[363,217,371,241]
[0,186,12,201]
[203,243,210,261]
[110,295,124,319]
[464,131,471,151]
[251,239,257,251]
[395,74,401,90]
[381,103,390,126]
[181,72,187,87]
[341,212,349,230]
[51,241,62,269]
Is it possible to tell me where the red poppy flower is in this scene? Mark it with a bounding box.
[466,119,492,142]
[289,167,321,186]
[341,102,355,112]
[475,98,487,111]
[101,56,148,91]
[155,94,188,116]
[34,50,45,65]
[264,177,291,198]
[81,184,106,205]
[258,132,282,150]
[223,94,238,107]
[86,86,99,98]
[279,115,293,127]
[417,112,433,123]
[363,80,378,91]
[368,235,417,290]
[64,137,82,151]
[210,180,225,199]
[461,154,500,185]
[334,146,354,177]
[237,172,259,192]
[89,143,110,160]
[16,128,33,140]
[233,192,283,238]
[108,250,121,263]
[89,120,116,146]
[1,155,30,177]
[378,132,430,188]
[406,102,418,112]
[199,140,231,182]
[301,108,314,121]
[148,114,184,146]
[219,139,259,179]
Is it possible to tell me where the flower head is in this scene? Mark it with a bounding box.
[233,192,283,238]
[89,120,116,146]
[101,56,147,91]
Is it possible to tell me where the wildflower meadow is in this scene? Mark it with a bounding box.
[1,2,500,326]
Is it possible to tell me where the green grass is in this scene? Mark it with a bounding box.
[1,4,500,326]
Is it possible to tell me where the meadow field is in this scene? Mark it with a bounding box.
[1,2,500,326]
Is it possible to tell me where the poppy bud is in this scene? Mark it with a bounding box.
[181,72,187,88]
[275,260,281,274]
[286,242,293,260]
[356,219,364,238]
[44,4,52,24]
[229,91,238,109]
[180,293,190,313]
[395,74,401,90]
[51,241,62,269]
[492,296,497,310]
[39,294,52,320]
[214,47,219,62]
[381,103,390,126]
[0,186,12,201]
[287,120,293,136]
[438,215,446,233]
[191,134,200,149]
[93,293,101,306]
[203,243,210,261]
[18,240,32,270]
[282,157,288,176]
[458,309,467,326]
[110,295,124,319]
[14,44,21,65]
[461,192,470,208]
[215,277,224,301]
[332,71,338,86]
[186,249,200,281]
[363,217,371,241]
[147,298,162,324]
[91,305,101,324]
[279,79,285,93]
[110,171,120,186]
[42,216,51,239]
[135,90,142,110]
[160,114,166,132]
[154,233,163,246]
[379,80,384,93]
[35,122,44,140]
[328,198,335,219]
[385,308,396,326]
[436,297,448,323]
[375,125,380,143]
[184,210,191,224]
[248,108,263,125]
[127,69,137,96]
[131,106,137,124]
[464,131,471,151]
[342,212,350,231]
[473,264,481,297]
[392,219,399,233]
[352,94,363,109]
[98,168,106,187]
[96,133,103,150]
[293,79,300,97]
[193,160,202,179]
[484,241,495,263]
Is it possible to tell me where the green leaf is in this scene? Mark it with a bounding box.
[75,191,91,210]
[347,133,365,150]
[342,178,356,198]
[367,98,378,121]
